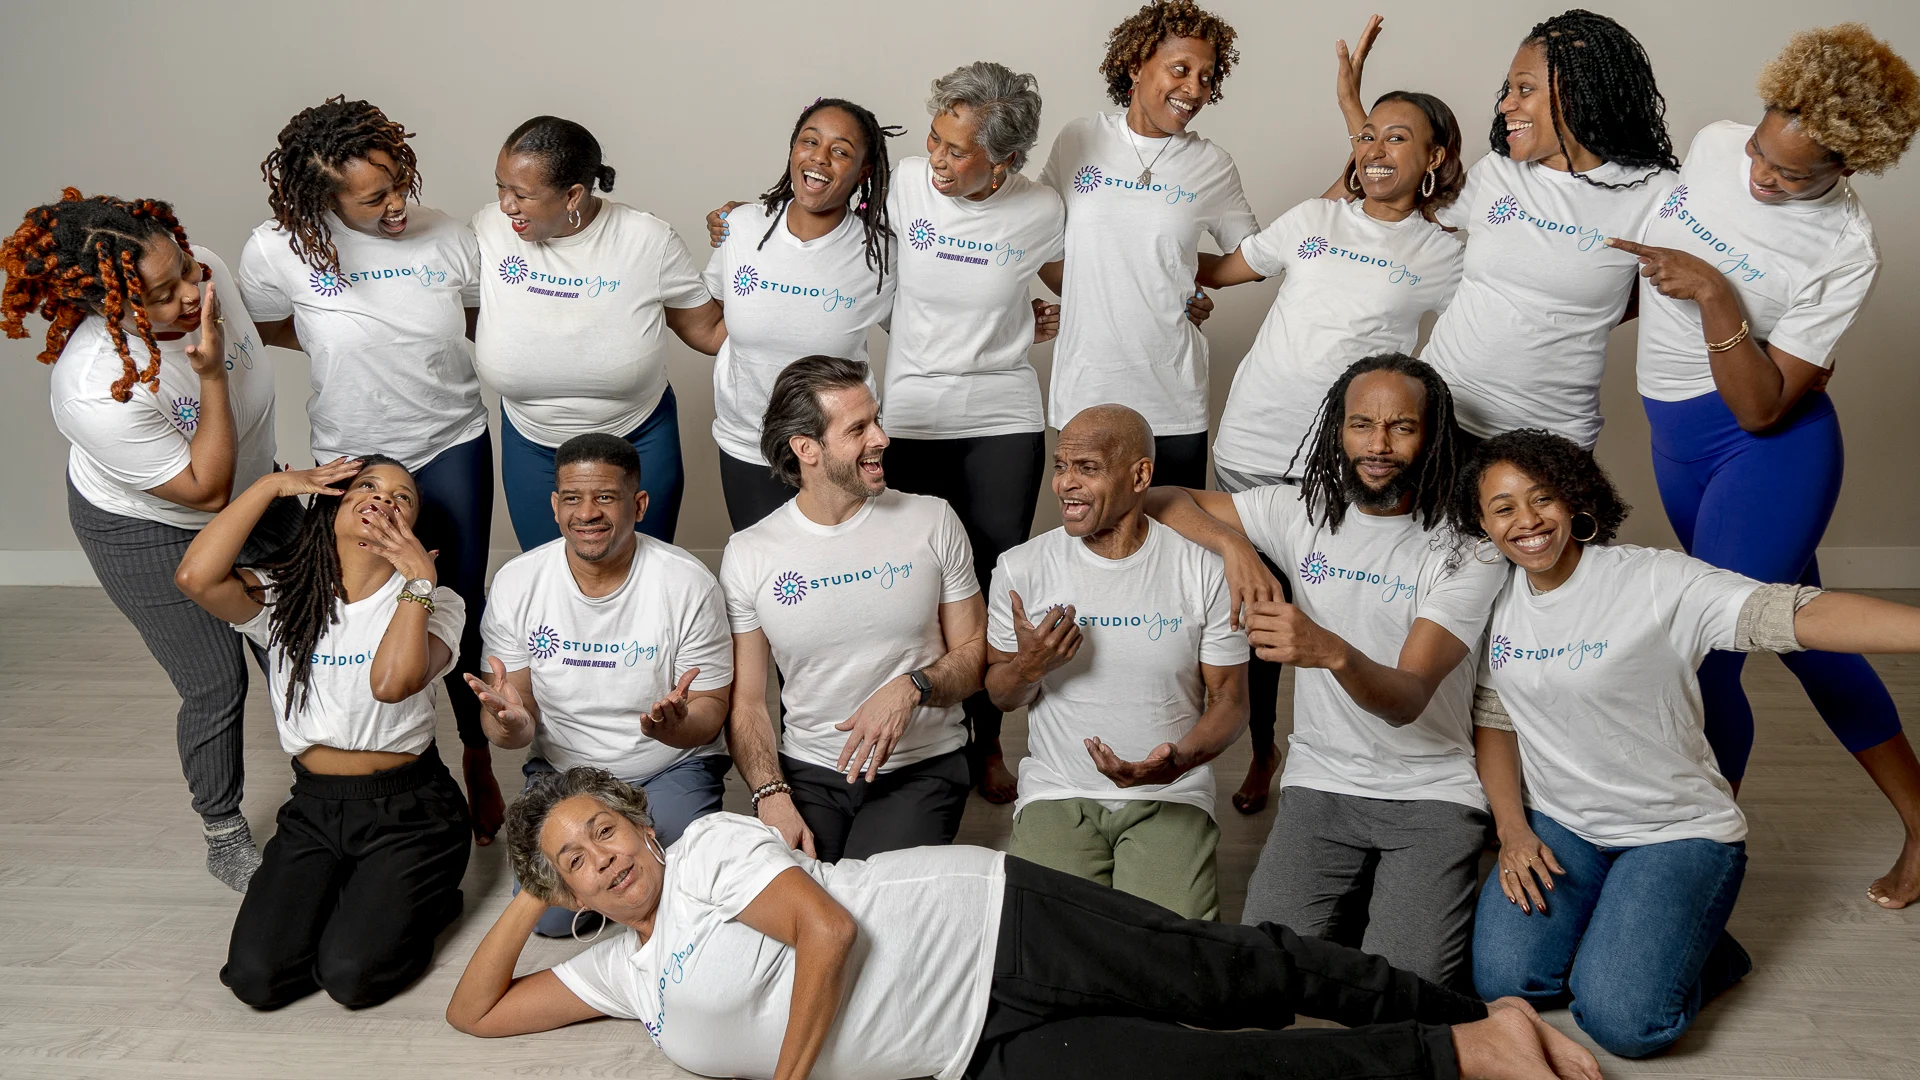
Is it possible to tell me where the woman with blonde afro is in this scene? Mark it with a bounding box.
[1608,24,1920,909]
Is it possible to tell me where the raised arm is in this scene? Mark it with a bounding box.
[1087,660,1249,787]
[175,458,363,624]
[1320,16,1385,201]
[1142,487,1280,630]
[146,280,238,513]
[446,890,604,1037]
[1245,611,1472,726]
[1794,592,1920,655]
[726,629,815,856]
[736,867,861,1080]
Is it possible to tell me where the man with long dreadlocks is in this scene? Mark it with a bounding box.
[3,190,288,891]
[1142,354,1503,988]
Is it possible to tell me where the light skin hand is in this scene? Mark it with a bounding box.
[834,675,920,783]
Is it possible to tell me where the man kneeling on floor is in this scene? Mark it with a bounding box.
[985,404,1249,918]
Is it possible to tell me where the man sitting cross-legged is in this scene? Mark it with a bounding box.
[986,404,1249,919]
[470,433,734,938]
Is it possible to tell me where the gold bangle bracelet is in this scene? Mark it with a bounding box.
[1706,320,1751,353]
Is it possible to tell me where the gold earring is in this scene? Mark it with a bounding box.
[1421,168,1436,198]
[1473,538,1502,565]
[1571,512,1599,544]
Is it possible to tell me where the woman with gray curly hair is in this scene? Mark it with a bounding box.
[1607,22,1920,910]
[447,766,1598,1080]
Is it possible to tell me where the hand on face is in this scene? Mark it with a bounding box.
[271,456,363,499]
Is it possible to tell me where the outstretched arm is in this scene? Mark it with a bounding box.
[1142,487,1280,630]
[1246,610,1472,726]
[446,890,604,1037]
[1795,592,1920,655]
[175,458,363,624]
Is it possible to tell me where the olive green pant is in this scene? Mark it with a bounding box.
[1010,798,1220,920]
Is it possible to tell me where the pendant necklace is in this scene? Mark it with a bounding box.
[1126,121,1174,186]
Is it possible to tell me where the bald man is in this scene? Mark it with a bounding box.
[984,405,1249,918]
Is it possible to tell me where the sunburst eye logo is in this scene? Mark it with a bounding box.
[772,571,808,606]
[1297,235,1330,259]
[1487,195,1521,225]
[308,270,345,297]
[907,218,937,251]
[498,255,530,284]
[1489,634,1514,670]
[732,266,760,297]
[1072,165,1103,194]
[1299,551,1332,585]
[527,625,561,660]
[170,396,201,433]
[1658,185,1688,219]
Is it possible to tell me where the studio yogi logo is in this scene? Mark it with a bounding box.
[1489,634,1514,670]
[1487,195,1521,225]
[1659,185,1688,219]
[169,396,200,434]
[772,571,808,606]
[498,255,530,285]
[528,624,561,660]
[732,265,760,297]
[907,218,937,251]
[1072,165,1104,193]
[1299,551,1333,585]
[1297,236,1331,259]
[308,269,346,297]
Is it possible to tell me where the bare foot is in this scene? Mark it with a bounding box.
[979,746,1018,805]
[1868,833,1920,909]
[1453,1008,1561,1080]
[463,745,505,846]
[1489,998,1600,1080]
[1231,746,1280,815]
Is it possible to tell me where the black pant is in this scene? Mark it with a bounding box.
[1152,432,1209,490]
[1248,553,1294,759]
[223,752,470,1010]
[781,749,970,862]
[885,432,1046,756]
[410,431,495,749]
[968,857,1485,1079]
[718,450,796,531]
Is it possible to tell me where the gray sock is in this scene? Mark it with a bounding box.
[203,814,261,893]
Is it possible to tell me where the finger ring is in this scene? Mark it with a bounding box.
[1503,869,1516,876]
[214,316,225,325]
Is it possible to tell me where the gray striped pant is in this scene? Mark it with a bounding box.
[67,480,300,822]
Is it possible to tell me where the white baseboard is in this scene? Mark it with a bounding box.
[6,546,1915,590]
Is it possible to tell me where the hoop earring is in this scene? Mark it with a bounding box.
[567,206,582,230]
[1473,538,1503,565]
[1421,168,1436,199]
[1347,169,1362,193]
[647,834,667,865]
[1571,512,1599,544]
[570,907,607,944]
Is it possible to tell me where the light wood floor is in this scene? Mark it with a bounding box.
[2,586,1917,1079]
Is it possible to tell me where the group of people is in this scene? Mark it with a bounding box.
[7,2,1920,1077]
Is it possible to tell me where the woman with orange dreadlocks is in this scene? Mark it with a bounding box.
[237,95,506,847]
[1,190,290,891]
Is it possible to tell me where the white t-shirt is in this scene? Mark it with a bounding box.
[1214,199,1464,479]
[51,248,278,530]
[1234,487,1502,809]
[986,522,1246,817]
[1479,545,1757,847]
[701,201,892,465]
[553,813,1004,1080]
[233,570,464,756]
[1427,154,1673,446]
[719,491,979,773]
[473,202,710,447]
[236,207,485,470]
[882,156,1066,439]
[1039,112,1259,434]
[481,537,734,780]
[1636,121,1879,401]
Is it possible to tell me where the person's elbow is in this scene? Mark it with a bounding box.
[172,559,222,602]
[1733,406,1788,435]
[810,907,860,958]
[369,671,429,703]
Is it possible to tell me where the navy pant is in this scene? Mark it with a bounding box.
[1152,432,1209,490]
[1471,810,1750,1059]
[410,431,494,748]
[500,385,684,547]
[1645,390,1901,780]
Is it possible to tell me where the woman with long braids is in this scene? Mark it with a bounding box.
[1036,0,1258,488]
[1454,430,1920,1056]
[3,190,286,891]
[175,455,471,1010]
[477,116,725,547]
[1612,25,1920,908]
[699,97,900,530]
[237,95,505,847]
[1341,11,1676,450]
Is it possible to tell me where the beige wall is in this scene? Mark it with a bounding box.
[3,0,1916,581]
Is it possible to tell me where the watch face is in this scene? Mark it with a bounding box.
[406,578,434,597]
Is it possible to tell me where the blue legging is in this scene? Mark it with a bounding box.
[499,385,684,548]
[1644,390,1901,781]
[411,431,495,749]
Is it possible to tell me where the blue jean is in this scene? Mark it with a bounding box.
[516,752,730,938]
[410,431,495,748]
[1645,390,1901,780]
[499,385,684,548]
[1472,810,1750,1059]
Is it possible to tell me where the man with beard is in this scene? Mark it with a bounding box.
[719,356,988,862]
[471,433,735,937]
[985,405,1249,918]
[1144,354,1503,986]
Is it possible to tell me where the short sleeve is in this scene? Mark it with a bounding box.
[427,588,468,680]
[1238,201,1315,280]
[56,392,192,493]
[549,936,635,1020]
[1431,158,1486,232]
[1412,544,1505,650]
[1765,251,1878,369]
[1654,551,1763,660]
[235,231,295,321]
[985,556,1019,654]
[479,570,528,671]
[933,501,981,603]
[1206,158,1260,253]
[455,223,482,307]
[1038,129,1066,196]
[679,577,737,691]
[672,814,804,920]
[1033,189,1067,264]
[718,539,764,634]
[659,228,711,310]
[1229,485,1304,570]
[1197,553,1251,666]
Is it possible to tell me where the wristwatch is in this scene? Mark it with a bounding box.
[907,668,933,706]
[397,577,436,615]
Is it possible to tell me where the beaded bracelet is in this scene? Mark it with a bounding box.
[750,780,793,812]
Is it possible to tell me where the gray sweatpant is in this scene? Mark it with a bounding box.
[1241,785,1490,988]
[68,480,300,822]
